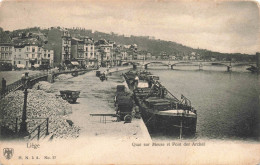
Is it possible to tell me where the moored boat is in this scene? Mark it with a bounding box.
[123,70,197,138]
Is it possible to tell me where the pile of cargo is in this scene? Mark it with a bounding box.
[0,89,79,139]
[32,81,53,93]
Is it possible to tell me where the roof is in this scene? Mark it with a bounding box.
[0,43,13,46]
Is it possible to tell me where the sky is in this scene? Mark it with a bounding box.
[0,0,259,54]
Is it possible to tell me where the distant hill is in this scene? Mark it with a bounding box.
[67,28,255,61]
[2,26,256,62]
[68,28,196,55]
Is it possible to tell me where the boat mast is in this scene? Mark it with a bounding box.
[179,119,183,139]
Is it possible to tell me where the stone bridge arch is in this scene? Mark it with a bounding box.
[144,61,169,69]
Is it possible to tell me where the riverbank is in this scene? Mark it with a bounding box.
[1,65,151,141]
[49,66,151,141]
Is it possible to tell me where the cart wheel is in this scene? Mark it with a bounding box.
[124,115,132,123]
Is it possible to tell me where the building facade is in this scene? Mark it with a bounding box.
[12,44,54,68]
[61,30,72,64]
[41,48,54,67]
[0,43,13,64]
[83,37,96,67]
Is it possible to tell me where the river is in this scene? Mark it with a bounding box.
[144,65,260,141]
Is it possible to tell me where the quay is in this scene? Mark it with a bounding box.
[0,66,151,141]
[54,66,151,141]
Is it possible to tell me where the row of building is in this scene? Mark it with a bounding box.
[0,27,203,69]
[0,39,54,68]
[0,28,140,68]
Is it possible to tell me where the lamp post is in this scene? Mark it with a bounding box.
[19,72,30,137]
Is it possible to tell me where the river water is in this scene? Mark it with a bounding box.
[144,65,260,141]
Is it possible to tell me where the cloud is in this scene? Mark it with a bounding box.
[0,0,259,54]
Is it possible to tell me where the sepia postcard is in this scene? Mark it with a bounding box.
[0,0,260,164]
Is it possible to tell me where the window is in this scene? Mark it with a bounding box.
[1,53,3,59]
[32,47,35,52]
[27,47,30,51]
[19,49,21,52]
[32,54,35,58]
[26,61,28,66]
[38,54,40,58]
[19,54,21,58]
[5,47,8,51]
[38,48,41,51]
[5,53,8,59]
[18,61,21,64]
[1,47,4,51]
[48,54,50,58]
[14,55,16,59]
[86,47,88,51]
[44,54,46,58]
[26,54,28,57]
[14,61,16,65]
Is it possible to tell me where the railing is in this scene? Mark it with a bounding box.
[1,117,20,134]
[0,73,48,99]
[0,68,96,99]
[1,80,23,98]
[28,118,49,140]
[0,117,50,140]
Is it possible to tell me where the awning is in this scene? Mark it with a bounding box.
[71,61,79,65]
[16,64,25,68]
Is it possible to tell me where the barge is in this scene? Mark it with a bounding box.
[123,70,197,138]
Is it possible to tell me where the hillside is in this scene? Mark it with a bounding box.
[67,28,255,61]
[1,27,256,62]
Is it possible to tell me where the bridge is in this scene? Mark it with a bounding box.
[121,60,257,72]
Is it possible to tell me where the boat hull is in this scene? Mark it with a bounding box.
[124,71,197,138]
[138,101,197,138]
